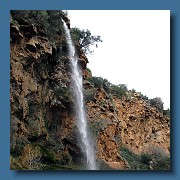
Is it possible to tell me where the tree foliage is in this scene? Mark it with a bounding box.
[110,84,127,99]
[120,146,170,170]
[87,76,127,99]
[149,97,164,112]
[139,92,149,102]
[87,76,111,93]
[87,76,104,89]
[70,27,102,54]
[10,10,68,43]
[163,108,170,118]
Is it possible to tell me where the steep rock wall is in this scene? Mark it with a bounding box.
[10,19,85,169]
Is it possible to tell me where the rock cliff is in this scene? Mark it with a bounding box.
[10,11,170,170]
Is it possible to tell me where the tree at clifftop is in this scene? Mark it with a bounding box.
[70,27,102,55]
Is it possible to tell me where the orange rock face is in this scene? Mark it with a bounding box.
[86,87,170,169]
[114,96,170,155]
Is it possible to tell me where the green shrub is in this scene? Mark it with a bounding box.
[87,76,103,89]
[10,156,23,170]
[11,144,24,157]
[163,108,170,118]
[139,92,149,102]
[154,155,170,170]
[48,137,64,150]
[38,145,56,164]
[88,119,110,140]
[11,10,67,44]
[120,146,170,170]
[53,86,70,107]
[86,67,92,74]
[102,78,111,94]
[84,89,95,102]
[140,153,151,165]
[87,76,111,94]
[87,76,128,99]
[149,97,164,112]
[60,153,72,165]
[108,94,117,112]
[120,147,144,170]
[110,84,127,100]
[20,144,44,170]
[131,88,136,93]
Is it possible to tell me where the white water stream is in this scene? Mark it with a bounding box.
[63,20,96,170]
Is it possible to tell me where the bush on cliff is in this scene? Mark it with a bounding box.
[87,76,128,100]
[120,146,170,170]
[84,89,95,102]
[120,147,147,170]
[149,97,164,113]
[153,155,170,170]
[11,10,67,43]
[87,76,104,89]
[110,84,127,100]
[163,108,170,118]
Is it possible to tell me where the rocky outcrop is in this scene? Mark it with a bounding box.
[85,82,170,169]
[10,18,86,169]
[114,92,170,155]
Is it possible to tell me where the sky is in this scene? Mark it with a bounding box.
[67,10,170,109]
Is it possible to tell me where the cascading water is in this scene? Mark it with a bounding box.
[62,20,96,170]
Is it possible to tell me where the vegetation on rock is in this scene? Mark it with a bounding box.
[149,97,164,113]
[11,10,68,44]
[120,146,170,170]
[71,27,102,54]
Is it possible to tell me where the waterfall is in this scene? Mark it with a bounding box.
[62,20,96,170]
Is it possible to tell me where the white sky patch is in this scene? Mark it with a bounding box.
[67,10,170,109]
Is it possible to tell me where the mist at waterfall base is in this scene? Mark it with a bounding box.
[62,20,96,170]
